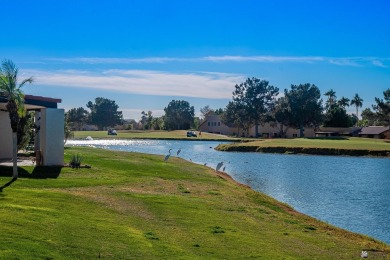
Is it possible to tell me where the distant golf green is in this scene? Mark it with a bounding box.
[216,137,390,156]
[0,147,388,259]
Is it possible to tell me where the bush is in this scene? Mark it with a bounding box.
[70,153,82,168]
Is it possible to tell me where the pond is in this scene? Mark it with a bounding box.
[67,139,390,244]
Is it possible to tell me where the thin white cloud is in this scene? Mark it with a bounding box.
[371,60,388,68]
[328,58,361,67]
[43,55,390,67]
[46,57,184,64]
[25,69,245,99]
[200,55,325,63]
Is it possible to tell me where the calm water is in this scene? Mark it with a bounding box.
[67,139,390,244]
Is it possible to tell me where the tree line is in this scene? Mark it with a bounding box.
[219,78,389,137]
[66,98,197,131]
[66,77,390,137]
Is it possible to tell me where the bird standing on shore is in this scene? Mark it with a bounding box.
[216,162,223,172]
[164,149,172,162]
[177,148,182,157]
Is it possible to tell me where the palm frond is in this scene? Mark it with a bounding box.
[0,60,32,101]
[19,77,34,87]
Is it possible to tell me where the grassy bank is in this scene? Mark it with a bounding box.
[216,137,390,157]
[73,130,238,141]
[0,147,389,259]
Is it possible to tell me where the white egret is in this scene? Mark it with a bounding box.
[164,149,172,162]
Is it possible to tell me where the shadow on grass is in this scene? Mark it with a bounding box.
[0,166,62,191]
[0,166,62,179]
[0,177,17,192]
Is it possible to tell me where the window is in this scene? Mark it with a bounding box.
[218,122,220,126]
[208,122,210,126]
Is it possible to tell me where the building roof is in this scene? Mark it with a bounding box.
[359,126,390,135]
[0,94,61,110]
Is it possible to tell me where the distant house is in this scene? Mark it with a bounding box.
[198,112,316,138]
[0,94,64,166]
[358,126,390,139]
[315,127,362,137]
[198,113,234,135]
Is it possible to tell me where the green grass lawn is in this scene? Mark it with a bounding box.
[73,130,238,141]
[0,147,389,259]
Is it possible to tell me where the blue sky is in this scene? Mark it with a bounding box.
[1,0,389,120]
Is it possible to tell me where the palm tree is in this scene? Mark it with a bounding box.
[337,97,350,109]
[324,89,337,110]
[0,60,33,179]
[350,93,363,119]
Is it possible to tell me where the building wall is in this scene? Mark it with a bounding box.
[40,108,64,166]
[0,111,12,159]
[199,114,235,135]
[247,123,316,138]
[199,114,317,138]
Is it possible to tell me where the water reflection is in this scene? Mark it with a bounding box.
[67,139,390,244]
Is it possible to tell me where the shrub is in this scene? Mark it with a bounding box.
[70,153,82,168]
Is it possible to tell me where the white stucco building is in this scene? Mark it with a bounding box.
[0,94,64,166]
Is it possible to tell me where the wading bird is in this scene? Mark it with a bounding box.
[216,162,223,172]
[177,148,182,156]
[164,149,172,162]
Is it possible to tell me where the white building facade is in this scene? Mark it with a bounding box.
[0,95,64,166]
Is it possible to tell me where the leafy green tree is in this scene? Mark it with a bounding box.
[232,77,279,137]
[140,111,154,130]
[125,119,137,130]
[66,107,89,130]
[193,117,200,130]
[0,59,33,179]
[273,96,292,137]
[323,91,355,128]
[283,83,323,137]
[214,108,224,115]
[86,97,123,130]
[323,105,355,127]
[164,100,195,130]
[350,93,363,119]
[373,88,390,126]
[360,108,378,126]
[151,117,164,130]
[221,101,251,137]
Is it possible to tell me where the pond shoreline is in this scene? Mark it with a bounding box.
[215,144,390,157]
